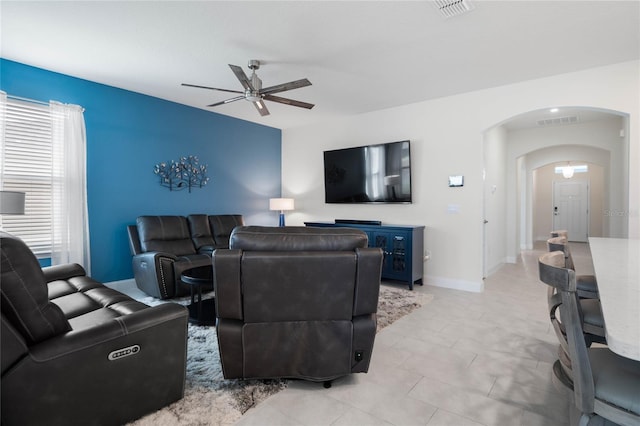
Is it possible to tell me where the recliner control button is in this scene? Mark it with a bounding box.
[108,344,141,361]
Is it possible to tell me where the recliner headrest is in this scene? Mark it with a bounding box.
[0,232,71,345]
[209,215,244,247]
[229,226,368,251]
[136,216,196,255]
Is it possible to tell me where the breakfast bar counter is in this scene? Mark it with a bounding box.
[588,237,640,361]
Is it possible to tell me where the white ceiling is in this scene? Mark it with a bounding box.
[1,1,638,130]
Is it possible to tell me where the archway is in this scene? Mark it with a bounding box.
[482,106,629,278]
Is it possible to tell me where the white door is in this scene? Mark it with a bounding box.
[553,180,589,242]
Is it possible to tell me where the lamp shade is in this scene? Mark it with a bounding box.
[0,191,26,215]
[269,198,294,211]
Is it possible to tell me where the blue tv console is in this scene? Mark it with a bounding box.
[304,221,425,290]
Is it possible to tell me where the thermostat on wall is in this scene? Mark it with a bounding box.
[448,175,464,187]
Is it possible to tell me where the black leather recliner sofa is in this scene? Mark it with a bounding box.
[127,214,244,299]
[0,231,188,426]
[188,214,245,255]
[213,226,383,384]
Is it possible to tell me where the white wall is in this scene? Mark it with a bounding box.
[282,60,639,292]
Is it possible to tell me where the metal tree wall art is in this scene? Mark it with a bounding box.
[153,156,210,192]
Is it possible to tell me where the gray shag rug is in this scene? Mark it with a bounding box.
[129,284,433,426]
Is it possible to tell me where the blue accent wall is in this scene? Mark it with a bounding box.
[1,59,282,283]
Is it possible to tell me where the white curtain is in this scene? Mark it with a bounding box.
[50,101,91,273]
[0,92,6,183]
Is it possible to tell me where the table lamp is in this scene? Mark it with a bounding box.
[269,198,294,227]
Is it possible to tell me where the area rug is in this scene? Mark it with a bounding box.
[129,284,433,426]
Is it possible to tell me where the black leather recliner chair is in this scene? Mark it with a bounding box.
[128,215,212,299]
[213,226,383,384]
[128,215,244,299]
[0,231,188,426]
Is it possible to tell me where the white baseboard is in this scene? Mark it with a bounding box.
[505,256,517,264]
[425,275,484,293]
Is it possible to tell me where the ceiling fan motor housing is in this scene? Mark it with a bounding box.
[248,59,260,70]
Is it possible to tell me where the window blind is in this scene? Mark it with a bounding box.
[1,98,53,257]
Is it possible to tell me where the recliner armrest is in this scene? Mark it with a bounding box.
[133,251,179,263]
[353,247,383,316]
[213,249,243,320]
[42,263,86,283]
[131,251,181,299]
[29,303,187,361]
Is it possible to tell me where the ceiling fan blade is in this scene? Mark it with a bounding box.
[264,94,314,110]
[207,95,245,107]
[254,99,270,116]
[260,78,311,96]
[181,83,243,94]
[229,64,253,91]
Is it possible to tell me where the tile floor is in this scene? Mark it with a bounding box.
[235,243,598,426]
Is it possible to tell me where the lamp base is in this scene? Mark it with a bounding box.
[279,212,285,227]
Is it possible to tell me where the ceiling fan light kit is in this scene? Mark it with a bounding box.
[182,60,314,117]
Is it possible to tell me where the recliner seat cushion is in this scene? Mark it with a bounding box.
[46,265,150,330]
[0,232,71,345]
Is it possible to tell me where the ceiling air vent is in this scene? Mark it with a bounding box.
[536,116,580,127]
[434,0,475,19]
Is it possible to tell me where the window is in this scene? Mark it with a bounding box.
[0,97,54,257]
[554,164,588,174]
[1,93,90,270]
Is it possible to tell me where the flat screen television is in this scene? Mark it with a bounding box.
[324,140,412,204]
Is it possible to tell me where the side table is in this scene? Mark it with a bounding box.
[181,266,216,326]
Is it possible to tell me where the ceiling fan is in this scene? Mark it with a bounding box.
[182,60,314,117]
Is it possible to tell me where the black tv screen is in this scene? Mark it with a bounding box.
[324,140,412,203]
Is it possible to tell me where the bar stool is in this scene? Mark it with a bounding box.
[539,252,640,426]
[547,236,599,299]
[546,237,604,347]
[550,229,568,239]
